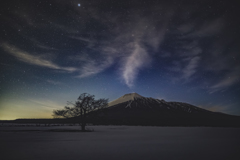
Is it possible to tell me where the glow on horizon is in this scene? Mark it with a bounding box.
[0,98,64,120]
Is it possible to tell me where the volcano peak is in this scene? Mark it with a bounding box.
[108,93,144,107]
[122,92,143,98]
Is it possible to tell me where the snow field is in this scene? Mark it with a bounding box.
[1,126,240,160]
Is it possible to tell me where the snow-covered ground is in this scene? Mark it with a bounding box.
[1,126,239,160]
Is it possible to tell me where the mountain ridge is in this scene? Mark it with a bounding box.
[89,92,240,127]
[108,93,213,114]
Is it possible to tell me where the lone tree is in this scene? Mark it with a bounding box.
[53,93,108,131]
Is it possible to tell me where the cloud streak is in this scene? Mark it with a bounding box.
[109,16,169,87]
[182,56,201,80]
[77,56,114,78]
[169,40,202,81]
[210,67,240,93]
[187,18,224,38]
[2,43,77,72]
[122,42,151,87]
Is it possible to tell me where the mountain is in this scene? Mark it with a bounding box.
[90,93,240,127]
[108,93,212,114]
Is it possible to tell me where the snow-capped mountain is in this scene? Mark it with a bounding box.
[108,93,211,114]
[90,93,240,127]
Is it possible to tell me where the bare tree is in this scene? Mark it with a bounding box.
[53,93,108,131]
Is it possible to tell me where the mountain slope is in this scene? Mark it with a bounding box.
[90,93,240,127]
[108,93,212,114]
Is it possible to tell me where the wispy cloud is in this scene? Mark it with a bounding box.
[77,57,113,78]
[70,36,93,43]
[28,38,57,51]
[67,13,168,86]
[69,36,96,49]
[182,56,201,80]
[68,4,173,87]
[29,99,62,110]
[122,42,151,87]
[112,15,170,87]
[2,43,77,72]
[169,40,202,81]
[68,53,114,78]
[210,67,240,93]
[170,17,226,84]
[187,18,224,38]
[205,41,240,93]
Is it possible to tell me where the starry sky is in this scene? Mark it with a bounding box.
[0,0,240,120]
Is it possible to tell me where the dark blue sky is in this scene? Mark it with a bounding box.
[0,0,240,119]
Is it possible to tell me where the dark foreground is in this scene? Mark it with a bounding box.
[1,126,240,160]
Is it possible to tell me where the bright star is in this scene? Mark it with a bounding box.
[78,4,81,7]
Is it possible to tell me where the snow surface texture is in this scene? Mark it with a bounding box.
[1,126,240,160]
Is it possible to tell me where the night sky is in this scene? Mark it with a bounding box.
[1,0,240,120]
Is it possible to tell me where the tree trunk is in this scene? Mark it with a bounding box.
[81,123,86,131]
[82,109,87,131]
[79,109,87,131]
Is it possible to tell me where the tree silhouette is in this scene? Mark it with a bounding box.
[53,93,108,131]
